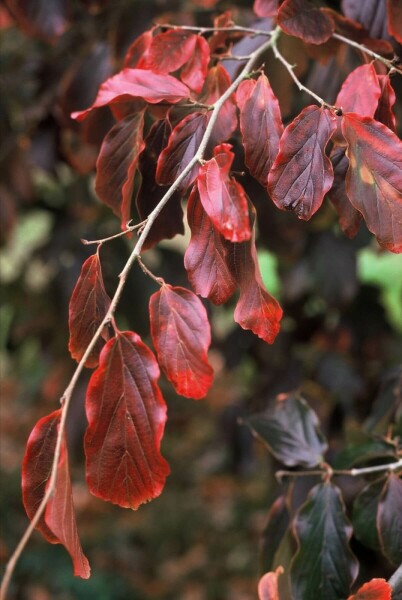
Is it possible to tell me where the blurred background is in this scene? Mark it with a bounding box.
[1,1,402,598]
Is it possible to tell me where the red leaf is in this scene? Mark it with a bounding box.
[268,105,337,220]
[184,185,237,305]
[181,35,210,93]
[387,0,402,42]
[197,143,251,242]
[71,69,190,121]
[327,147,362,238]
[347,578,392,600]
[85,331,170,509]
[335,64,381,117]
[375,75,397,132]
[149,285,213,399]
[342,113,402,253]
[254,0,279,18]
[95,111,145,228]
[198,65,237,147]
[229,209,283,343]
[277,0,335,44]
[124,29,154,68]
[156,112,208,191]
[258,566,284,600]
[142,29,198,74]
[22,410,90,579]
[237,74,283,186]
[68,252,111,369]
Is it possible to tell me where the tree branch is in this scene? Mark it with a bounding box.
[276,457,402,482]
[0,25,282,600]
[332,32,402,76]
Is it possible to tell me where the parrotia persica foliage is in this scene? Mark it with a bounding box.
[17,0,402,597]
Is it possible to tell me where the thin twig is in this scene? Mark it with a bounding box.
[137,257,164,286]
[0,25,282,600]
[332,32,402,76]
[159,23,274,37]
[276,457,402,482]
[81,220,146,246]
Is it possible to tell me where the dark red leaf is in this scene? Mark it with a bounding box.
[197,143,251,242]
[71,69,190,121]
[137,119,184,251]
[342,113,402,253]
[149,284,213,399]
[253,0,279,18]
[237,74,283,186]
[375,75,397,132]
[258,566,284,600]
[124,29,154,68]
[335,64,381,117]
[387,0,402,42]
[85,331,170,509]
[180,35,210,93]
[347,579,392,600]
[22,410,90,578]
[184,185,237,305]
[277,0,335,44]
[377,473,402,565]
[198,65,237,147]
[328,147,362,238]
[156,112,208,191]
[95,111,145,228]
[268,105,337,220]
[68,252,111,369]
[142,29,198,74]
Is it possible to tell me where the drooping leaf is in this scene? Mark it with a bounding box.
[342,113,402,253]
[327,147,362,238]
[277,0,335,44]
[236,74,283,186]
[95,111,145,228]
[253,0,279,18]
[124,29,154,68]
[156,112,208,191]
[198,65,237,147]
[335,64,381,118]
[375,75,397,132]
[68,252,111,369]
[387,0,402,42]
[352,476,386,551]
[197,143,251,242]
[180,35,210,93]
[22,410,90,579]
[347,579,392,600]
[149,284,213,399]
[85,331,170,509]
[142,29,198,74]
[71,69,190,121]
[137,119,184,250]
[377,473,402,565]
[245,392,327,467]
[184,185,237,305]
[261,496,290,573]
[291,482,358,600]
[268,105,337,220]
[258,567,284,600]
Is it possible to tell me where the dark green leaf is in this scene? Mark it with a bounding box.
[364,366,402,434]
[245,392,327,468]
[352,477,387,551]
[377,474,402,566]
[333,437,397,469]
[261,495,290,573]
[290,482,358,600]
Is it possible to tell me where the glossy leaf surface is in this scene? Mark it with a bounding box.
[95,111,145,228]
[335,64,380,118]
[143,29,198,74]
[347,579,392,600]
[71,69,189,121]
[85,331,169,509]
[237,74,283,186]
[277,0,335,44]
[184,185,237,305]
[22,410,90,578]
[245,392,327,467]
[198,144,251,242]
[291,482,358,600]
[149,285,213,399]
[68,252,111,369]
[268,106,337,220]
[342,113,402,253]
[377,473,402,565]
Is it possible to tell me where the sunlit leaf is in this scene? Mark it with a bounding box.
[347,578,392,600]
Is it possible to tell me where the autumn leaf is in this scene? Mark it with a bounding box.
[347,578,392,600]
[141,29,198,74]
[335,64,381,118]
[253,0,279,18]
[149,284,214,399]
[198,65,237,147]
[328,147,362,238]
[277,0,335,44]
[258,566,284,600]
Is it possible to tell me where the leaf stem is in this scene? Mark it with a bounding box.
[332,32,402,76]
[276,457,402,482]
[81,220,146,246]
[0,26,282,600]
[137,257,164,286]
